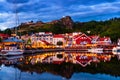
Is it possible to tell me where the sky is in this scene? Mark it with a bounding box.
[0,0,120,30]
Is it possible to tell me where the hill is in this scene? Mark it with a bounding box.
[3,16,120,42]
[11,16,74,35]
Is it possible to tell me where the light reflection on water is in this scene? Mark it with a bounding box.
[0,52,120,80]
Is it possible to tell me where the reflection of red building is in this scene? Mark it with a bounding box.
[73,34,92,45]
[76,55,92,67]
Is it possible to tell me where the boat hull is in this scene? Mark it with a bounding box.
[88,48,103,53]
[0,50,24,56]
[112,46,120,54]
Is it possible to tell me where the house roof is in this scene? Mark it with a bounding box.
[53,34,65,38]
[45,32,52,34]
[99,37,110,41]
[89,35,99,40]
[73,34,80,39]
[41,40,51,45]
[73,33,92,40]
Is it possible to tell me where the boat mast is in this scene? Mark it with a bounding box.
[13,0,19,37]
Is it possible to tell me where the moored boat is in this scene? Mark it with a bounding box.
[1,46,24,56]
[0,37,24,56]
[88,47,103,53]
[112,46,120,54]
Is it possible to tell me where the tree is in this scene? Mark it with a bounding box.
[0,38,2,42]
[27,38,31,44]
[3,28,11,35]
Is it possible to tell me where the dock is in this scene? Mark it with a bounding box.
[23,48,64,54]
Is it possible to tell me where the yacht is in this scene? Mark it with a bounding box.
[88,47,103,53]
[112,46,120,54]
[0,37,24,56]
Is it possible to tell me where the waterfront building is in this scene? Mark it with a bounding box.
[89,35,99,44]
[28,32,53,48]
[35,32,53,44]
[53,34,65,47]
[21,32,113,48]
[73,33,92,45]
[97,37,112,45]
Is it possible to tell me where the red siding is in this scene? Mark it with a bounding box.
[74,34,91,45]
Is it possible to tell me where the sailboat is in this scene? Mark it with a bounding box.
[0,37,24,56]
[0,1,24,56]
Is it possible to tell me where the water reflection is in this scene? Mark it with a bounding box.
[22,52,112,67]
[0,52,120,79]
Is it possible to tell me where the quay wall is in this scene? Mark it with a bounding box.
[23,47,113,54]
[23,48,64,54]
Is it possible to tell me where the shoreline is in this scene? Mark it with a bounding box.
[23,47,113,54]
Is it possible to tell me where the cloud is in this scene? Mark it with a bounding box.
[64,1,120,22]
[0,12,15,30]
[0,0,120,30]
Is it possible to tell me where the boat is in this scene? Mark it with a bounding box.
[0,46,24,56]
[0,37,24,56]
[112,46,120,54]
[88,47,103,53]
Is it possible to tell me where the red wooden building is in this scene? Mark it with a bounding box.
[73,33,92,45]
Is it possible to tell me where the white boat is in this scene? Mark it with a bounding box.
[0,46,24,56]
[112,46,120,54]
[1,49,23,56]
[0,37,24,56]
[88,48,103,53]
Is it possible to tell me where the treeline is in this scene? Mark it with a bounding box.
[0,29,11,35]
[73,18,120,42]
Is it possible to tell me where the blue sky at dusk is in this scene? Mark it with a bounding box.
[0,0,120,30]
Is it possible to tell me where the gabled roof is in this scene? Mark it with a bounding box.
[89,35,99,40]
[73,34,80,39]
[73,33,92,40]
